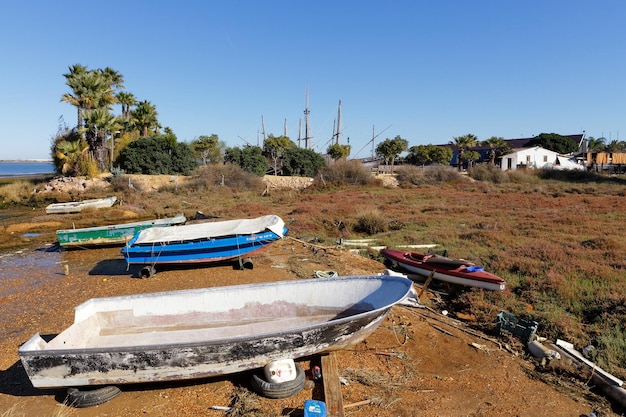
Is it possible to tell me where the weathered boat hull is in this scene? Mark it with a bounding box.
[45,196,117,214]
[18,275,413,388]
[121,215,287,265]
[380,248,506,291]
[56,214,186,247]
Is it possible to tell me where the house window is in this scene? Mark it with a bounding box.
[526,155,531,163]
[543,155,548,162]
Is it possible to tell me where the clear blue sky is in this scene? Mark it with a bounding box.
[1,1,625,160]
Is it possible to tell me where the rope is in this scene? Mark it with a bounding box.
[314,270,338,278]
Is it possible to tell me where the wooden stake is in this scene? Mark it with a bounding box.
[418,270,435,300]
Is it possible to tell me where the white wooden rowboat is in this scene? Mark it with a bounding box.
[45,196,117,214]
[18,275,413,388]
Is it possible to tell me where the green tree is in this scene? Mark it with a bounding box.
[53,137,90,176]
[526,133,579,154]
[60,64,89,131]
[118,135,196,175]
[606,139,626,152]
[406,144,452,166]
[224,146,269,176]
[82,108,123,170]
[463,150,480,167]
[190,134,225,165]
[585,136,606,152]
[430,146,453,165]
[263,135,296,175]
[282,148,326,177]
[482,136,511,165]
[451,133,478,170]
[406,145,432,166]
[116,91,136,125]
[327,143,351,161]
[60,64,126,170]
[131,100,159,137]
[376,135,409,170]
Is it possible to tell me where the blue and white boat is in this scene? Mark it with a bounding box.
[121,214,287,274]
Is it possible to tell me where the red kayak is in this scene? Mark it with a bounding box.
[380,248,506,291]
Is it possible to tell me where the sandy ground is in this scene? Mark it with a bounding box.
[0,236,610,417]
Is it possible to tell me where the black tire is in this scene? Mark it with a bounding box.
[250,363,305,399]
[139,265,156,278]
[66,386,121,408]
[242,258,254,269]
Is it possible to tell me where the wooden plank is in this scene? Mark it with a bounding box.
[321,352,345,417]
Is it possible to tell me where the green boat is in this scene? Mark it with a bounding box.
[56,214,187,248]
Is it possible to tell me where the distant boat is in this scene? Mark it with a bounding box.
[56,214,187,248]
[45,196,117,214]
[380,248,506,291]
[18,275,414,388]
[121,214,288,270]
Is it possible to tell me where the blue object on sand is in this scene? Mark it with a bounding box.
[304,399,327,417]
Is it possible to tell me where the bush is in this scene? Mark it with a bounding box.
[187,164,264,191]
[224,146,269,176]
[282,148,326,177]
[0,180,34,204]
[468,163,508,183]
[319,160,372,185]
[395,165,461,186]
[354,208,388,235]
[118,135,197,175]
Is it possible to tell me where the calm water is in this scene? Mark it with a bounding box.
[0,161,55,177]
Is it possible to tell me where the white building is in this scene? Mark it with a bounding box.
[500,146,583,171]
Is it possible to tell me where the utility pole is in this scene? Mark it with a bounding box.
[304,83,311,149]
[336,100,342,144]
[261,115,267,142]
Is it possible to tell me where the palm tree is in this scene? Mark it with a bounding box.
[60,64,88,130]
[451,134,478,170]
[483,136,510,165]
[586,136,606,152]
[55,138,89,176]
[116,91,136,120]
[61,69,114,133]
[131,101,159,137]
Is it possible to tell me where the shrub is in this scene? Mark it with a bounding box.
[354,208,388,235]
[319,160,372,185]
[0,180,34,204]
[395,165,461,186]
[282,148,326,177]
[224,146,269,176]
[187,164,264,191]
[468,163,508,183]
[118,135,197,175]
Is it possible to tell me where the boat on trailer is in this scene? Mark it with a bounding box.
[18,275,414,388]
[56,214,186,248]
[380,248,506,291]
[121,214,287,275]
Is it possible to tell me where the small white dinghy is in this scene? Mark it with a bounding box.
[18,275,413,388]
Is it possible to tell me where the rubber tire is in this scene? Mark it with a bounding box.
[139,265,156,278]
[250,363,305,399]
[66,386,121,408]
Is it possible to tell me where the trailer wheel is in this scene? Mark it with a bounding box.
[242,258,254,269]
[250,363,305,399]
[66,386,121,408]
[139,265,156,278]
